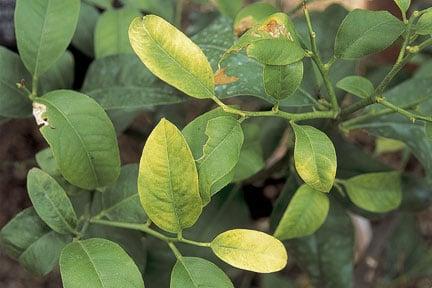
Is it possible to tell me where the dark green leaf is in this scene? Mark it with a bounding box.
[35,90,121,190]
[264,61,304,100]
[82,54,184,112]
[0,46,32,118]
[27,168,78,235]
[0,208,49,258]
[72,2,99,57]
[215,0,243,19]
[95,7,140,58]
[336,76,374,99]
[416,10,432,35]
[334,9,405,59]
[93,164,147,223]
[19,231,71,276]
[287,200,354,288]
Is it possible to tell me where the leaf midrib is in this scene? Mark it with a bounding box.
[39,99,100,186]
[141,21,214,98]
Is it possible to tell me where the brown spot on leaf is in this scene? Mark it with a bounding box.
[234,16,254,37]
[261,20,292,40]
[214,68,239,85]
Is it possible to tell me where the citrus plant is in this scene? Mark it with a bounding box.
[1,0,432,287]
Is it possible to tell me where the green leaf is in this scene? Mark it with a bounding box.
[170,257,234,288]
[0,208,50,258]
[287,200,354,288]
[35,148,59,176]
[0,208,71,276]
[342,77,432,178]
[292,123,337,193]
[85,0,111,9]
[35,90,121,190]
[197,116,244,204]
[191,16,313,107]
[138,118,202,233]
[343,172,402,213]
[0,46,32,118]
[229,13,304,66]
[39,51,75,94]
[336,76,374,99]
[93,164,147,223]
[394,0,411,14]
[233,122,265,182]
[426,122,432,141]
[210,229,287,273]
[60,238,145,288]
[123,0,175,21]
[129,15,215,99]
[82,54,184,112]
[72,2,99,57]
[14,0,80,76]
[233,2,277,36]
[183,108,231,158]
[27,168,79,235]
[19,231,71,276]
[263,61,304,100]
[334,9,405,60]
[416,10,432,35]
[215,0,243,19]
[261,274,295,288]
[95,7,141,58]
[274,184,329,240]
[375,137,405,155]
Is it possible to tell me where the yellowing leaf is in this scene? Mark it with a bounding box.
[138,118,202,233]
[292,123,337,193]
[210,229,287,273]
[129,15,215,99]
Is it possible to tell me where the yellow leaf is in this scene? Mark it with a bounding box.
[138,118,202,233]
[210,229,287,273]
[129,15,214,99]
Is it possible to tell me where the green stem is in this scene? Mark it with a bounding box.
[378,99,432,122]
[303,2,339,112]
[175,0,184,28]
[90,218,210,247]
[340,97,430,130]
[31,75,38,99]
[211,96,337,122]
[168,242,183,259]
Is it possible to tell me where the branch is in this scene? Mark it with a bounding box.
[90,218,211,248]
[211,96,337,122]
[303,2,340,112]
[340,15,432,119]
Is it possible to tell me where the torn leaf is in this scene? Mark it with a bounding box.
[32,102,48,126]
